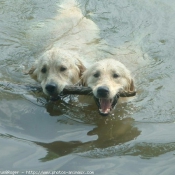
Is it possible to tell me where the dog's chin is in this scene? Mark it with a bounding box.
[49,95,61,101]
[43,91,61,101]
[94,95,119,116]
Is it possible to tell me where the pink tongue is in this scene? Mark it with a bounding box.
[100,99,111,113]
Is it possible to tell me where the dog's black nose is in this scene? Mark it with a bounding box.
[45,83,57,94]
[97,86,109,98]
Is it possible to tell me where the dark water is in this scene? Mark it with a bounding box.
[0,0,175,174]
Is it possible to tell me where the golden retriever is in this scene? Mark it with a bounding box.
[27,0,99,99]
[28,48,85,99]
[81,58,135,116]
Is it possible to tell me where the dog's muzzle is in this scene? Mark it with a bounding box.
[45,83,58,94]
[94,86,119,116]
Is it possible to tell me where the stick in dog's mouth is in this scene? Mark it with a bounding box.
[61,86,136,116]
[0,81,136,115]
[61,86,136,97]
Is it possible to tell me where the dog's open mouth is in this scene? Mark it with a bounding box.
[94,95,119,116]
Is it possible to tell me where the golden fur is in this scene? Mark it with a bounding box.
[28,0,137,114]
[28,0,98,97]
[81,58,135,115]
[28,48,85,97]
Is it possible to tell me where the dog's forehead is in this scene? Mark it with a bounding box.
[93,59,126,71]
[50,55,71,65]
[40,52,73,67]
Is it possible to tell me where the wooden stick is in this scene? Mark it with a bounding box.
[0,81,136,97]
[62,86,92,95]
[62,86,136,97]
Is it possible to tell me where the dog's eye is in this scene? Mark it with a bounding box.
[93,72,100,78]
[113,73,119,78]
[60,66,67,72]
[41,67,47,73]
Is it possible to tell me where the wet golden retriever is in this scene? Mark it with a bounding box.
[28,48,85,99]
[81,58,135,116]
[27,0,98,99]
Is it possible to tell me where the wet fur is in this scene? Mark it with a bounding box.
[27,0,97,96]
[82,59,135,104]
[28,48,85,96]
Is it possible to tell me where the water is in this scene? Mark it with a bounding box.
[0,0,175,174]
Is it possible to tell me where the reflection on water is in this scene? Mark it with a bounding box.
[0,0,175,174]
[36,117,140,161]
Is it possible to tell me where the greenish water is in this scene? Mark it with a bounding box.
[0,0,175,174]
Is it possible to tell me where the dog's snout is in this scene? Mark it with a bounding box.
[45,83,57,94]
[97,86,109,98]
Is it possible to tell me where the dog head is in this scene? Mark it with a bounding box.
[82,59,135,116]
[28,48,85,99]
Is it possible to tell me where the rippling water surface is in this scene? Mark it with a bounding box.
[0,0,175,174]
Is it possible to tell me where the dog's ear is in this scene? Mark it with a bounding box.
[80,71,88,86]
[25,65,38,81]
[77,59,86,77]
[129,78,135,92]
